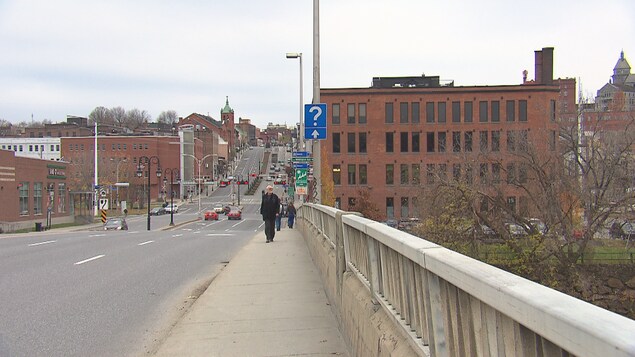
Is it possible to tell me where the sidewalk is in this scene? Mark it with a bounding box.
[153,228,349,357]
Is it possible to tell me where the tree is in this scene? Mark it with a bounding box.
[125,108,150,130]
[89,106,112,125]
[319,142,335,207]
[156,110,178,125]
[110,107,127,127]
[349,189,383,221]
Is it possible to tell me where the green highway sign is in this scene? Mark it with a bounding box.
[295,168,308,186]
[292,157,313,162]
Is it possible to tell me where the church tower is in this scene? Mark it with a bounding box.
[220,96,236,163]
[612,50,631,86]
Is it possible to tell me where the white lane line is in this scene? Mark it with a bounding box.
[137,240,154,246]
[182,228,192,231]
[28,240,56,247]
[206,233,233,236]
[231,221,245,228]
[172,234,183,238]
[74,255,105,265]
[127,231,139,234]
[89,234,106,237]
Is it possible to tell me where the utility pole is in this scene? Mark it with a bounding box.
[312,0,321,203]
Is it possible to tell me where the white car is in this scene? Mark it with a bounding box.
[164,203,179,213]
[213,203,224,213]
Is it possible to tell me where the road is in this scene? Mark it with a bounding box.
[0,146,273,357]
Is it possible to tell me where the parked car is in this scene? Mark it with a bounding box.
[505,222,528,238]
[383,219,398,228]
[204,210,219,221]
[104,217,128,231]
[611,221,635,240]
[213,203,224,213]
[164,204,179,213]
[227,206,242,220]
[149,207,165,216]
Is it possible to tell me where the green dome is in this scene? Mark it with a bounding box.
[221,96,234,114]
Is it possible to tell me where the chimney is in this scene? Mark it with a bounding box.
[534,50,543,84]
[541,47,554,85]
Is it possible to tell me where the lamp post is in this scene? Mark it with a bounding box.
[111,158,127,208]
[136,156,161,231]
[182,153,214,218]
[163,168,178,226]
[286,52,303,151]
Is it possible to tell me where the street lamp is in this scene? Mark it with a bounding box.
[182,153,214,218]
[286,52,304,150]
[136,156,161,231]
[111,157,127,208]
[163,168,178,226]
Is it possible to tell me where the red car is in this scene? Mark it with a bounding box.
[204,210,219,220]
[227,206,242,220]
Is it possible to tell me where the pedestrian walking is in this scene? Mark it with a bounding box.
[287,202,296,229]
[275,202,283,231]
[260,185,280,243]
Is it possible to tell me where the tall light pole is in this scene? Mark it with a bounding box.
[286,52,303,151]
[111,158,127,208]
[136,156,161,231]
[312,0,322,203]
[163,168,178,226]
[182,153,214,217]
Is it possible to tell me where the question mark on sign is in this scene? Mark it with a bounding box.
[309,106,322,126]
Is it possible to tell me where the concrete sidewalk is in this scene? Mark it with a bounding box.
[153,228,349,357]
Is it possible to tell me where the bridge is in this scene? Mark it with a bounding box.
[156,203,635,356]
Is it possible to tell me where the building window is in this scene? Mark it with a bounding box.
[426,102,435,123]
[19,182,29,215]
[479,101,488,122]
[29,145,33,152]
[438,164,447,181]
[401,197,409,218]
[332,103,340,124]
[144,144,148,150]
[359,164,367,185]
[412,132,420,152]
[478,130,489,152]
[549,130,556,151]
[123,144,127,150]
[491,131,500,152]
[438,132,446,152]
[464,101,473,123]
[519,130,528,152]
[359,132,367,153]
[507,130,516,152]
[359,103,367,124]
[332,133,340,153]
[412,164,420,185]
[506,100,515,122]
[386,132,394,153]
[34,182,43,215]
[348,197,356,210]
[438,102,446,123]
[133,144,137,150]
[453,163,461,182]
[386,197,394,218]
[386,164,394,185]
[400,164,409,185]
[58,183,66,213]
[550,99,556,122]
[400,102,408,123]
[452,131,461,152]
[491,101,500,122]
[411,102,420,123]
[400,132,408,152]
[385,103,394,124]
[426,132,435,152]
[507,163,516,184]
[452,101,461,123]
[332,164,341,185]
[479,163,489,184]
[348,164,356,185]
[347,133,356,153]
[464,132,473,152]
[112,144,116,150]
[519,100,527,122]
[426,164,435,184]
[347,103,356,124]
[492,163,501,184]
[519,163,528,184]
[465,164,473,184]
[507,197,517,214]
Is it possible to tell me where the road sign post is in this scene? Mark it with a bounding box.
[304,104,327,140]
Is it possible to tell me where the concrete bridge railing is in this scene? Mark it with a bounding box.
[298,203,635,357]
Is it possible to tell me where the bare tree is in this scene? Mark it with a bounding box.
[125,108,150,130]
[89,106,113,126]
[156,110,178,125]
[110,107,127,127]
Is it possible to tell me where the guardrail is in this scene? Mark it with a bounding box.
[300,203,635,357]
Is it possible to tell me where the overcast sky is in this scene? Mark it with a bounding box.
[1,0,633,129]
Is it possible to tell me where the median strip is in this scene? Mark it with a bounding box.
[74,255,105,265]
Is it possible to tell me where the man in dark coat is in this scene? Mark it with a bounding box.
[260,185,280,243]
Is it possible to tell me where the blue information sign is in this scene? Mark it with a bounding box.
[304,103,327,140]
[292,151,310,157]
[293,163,309,169]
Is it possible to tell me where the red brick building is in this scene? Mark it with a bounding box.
[61,135,203,208]
[320,47,562,220]
[0,150,72,232]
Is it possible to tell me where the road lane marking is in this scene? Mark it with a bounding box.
[172,234,183,238]
[28,240,56,247]
[207,233,233,236]
[231,221,245,228]
[89,234,106,237]
[74,255,105,265]
[182,228,192,231]
[137,240,154,246]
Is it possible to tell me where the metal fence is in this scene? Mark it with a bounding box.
[300,203,635,357]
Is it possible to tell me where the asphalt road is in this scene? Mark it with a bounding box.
[0,147,273,357]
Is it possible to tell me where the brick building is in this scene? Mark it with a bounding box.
[0,150,72,232]
[320,47,562,220]
[61,135,203,208]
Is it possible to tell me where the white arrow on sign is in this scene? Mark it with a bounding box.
[311,130,320,139]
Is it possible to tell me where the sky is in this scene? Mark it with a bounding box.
[0,0,634,129]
